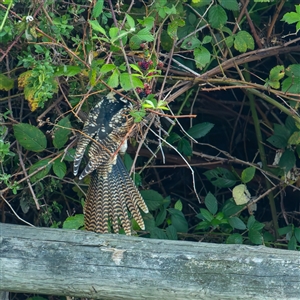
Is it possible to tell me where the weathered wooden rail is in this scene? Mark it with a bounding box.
[0,223,299,299]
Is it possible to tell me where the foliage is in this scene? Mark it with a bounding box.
[1,0,300,273]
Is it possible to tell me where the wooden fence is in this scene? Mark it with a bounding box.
[0,223,299,299]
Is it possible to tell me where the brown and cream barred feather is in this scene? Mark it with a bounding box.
[73,92,148,235]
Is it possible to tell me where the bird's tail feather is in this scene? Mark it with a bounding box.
[84,156,148,235]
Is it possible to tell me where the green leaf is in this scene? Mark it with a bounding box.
[181,36,201,50]
[226,233,243,244]
[137,16,155,30]
[204,192,218,215]
[194,46,211,70]
[288,131,300,146]
[126,13,135,29]
[267,124,290,148]
[167,19,185,40]
[53,116,71,149]
[263,231,275,242]
[54,65,81,77]
[100,64,116,74]
[218,0,239,11]
[267,135,288,149]
[29,158,52,182]
[109,27,119,39]
[195,220,210,230]
[234,31,254,53]
[107,69,119,88]
[282,65,300,93]
[294,227,300,243]
[228,217,246,230]
[265,65,285,89]
[282,77,300,94]
[208,5,227,29]
[278,225,292,236]
[92,0,104,18]
[222,199,245,217]
[241,167,256,183]
[168,208,189,233]
[249,220,265,231]
[248,229,263,245]
[89,20,107,36]
[282,11,300,25]
[286,64,300,77]
[269,65,285,81]
[144,214,156,232]
[166,225,178,240]
[202,35,212,44]
[187,122,214,139]
[120,72,144,91]
[53,159,66,179]
[247,215,255,229]
[204,167,237,188]
[64,148,75,162]
[174,199,183,211]
[129,63,142,73]
[136,28,154,42]
[285,116,298,132]
[0,74,14,91]
[123,153,133,172]
[13,123,47,152]
[155,207,167,227]
[177,138,192,156]
[63,214,84,229]
[167,132,181,144]
[278,150,296,173]
[150,227,168,239]
[288,236,297,250]
[140,189,164,211]
[199,208,214,222]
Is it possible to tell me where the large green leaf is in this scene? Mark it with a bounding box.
[204,167,237,188]
[166,225,178,240]
[187,122,214,139]
[178,138,192,156]
[278,149,296,173]
[14,123,47,152]
[53,159,67,179]
[53,116,71,149]
[204,192,218,215]
[29,158,52,182]
[226,233,243,244]
[248,229,263,245]
[168,208,188,233]
[194,46,211,70]
[208,5,227,29]
[228,217,246,230]
[234,31,254,53]
[218,0,239,11]
[92,0,104,18]
[140,189,164,211]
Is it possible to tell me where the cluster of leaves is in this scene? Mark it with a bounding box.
[0,0,300,255]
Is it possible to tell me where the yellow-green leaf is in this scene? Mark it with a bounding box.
[0,74,14,91]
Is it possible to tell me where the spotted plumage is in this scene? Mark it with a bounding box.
[74,92,148,235]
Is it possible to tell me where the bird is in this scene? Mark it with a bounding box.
[73,92,148,235]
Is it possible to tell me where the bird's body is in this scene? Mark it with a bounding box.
[73,92,148,235]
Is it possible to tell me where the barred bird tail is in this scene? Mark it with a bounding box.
[84,156,148,235]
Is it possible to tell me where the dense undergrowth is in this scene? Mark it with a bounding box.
[1,0,300,262]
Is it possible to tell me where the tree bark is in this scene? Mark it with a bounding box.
[0,223,299,300]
